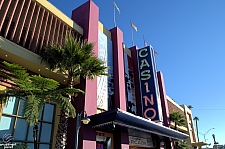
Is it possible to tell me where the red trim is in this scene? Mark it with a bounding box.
[10,0,26,40]
[4,0,19,38]
[33,8,45,52]
[22,1,36,47]
[28,5,41,50]
[0,0,12,31]
[15,0,31,43]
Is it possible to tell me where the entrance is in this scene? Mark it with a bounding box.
[96,131,113,149]
[129,136,155,149]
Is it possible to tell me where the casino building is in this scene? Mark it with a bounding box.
[0,0,194,149]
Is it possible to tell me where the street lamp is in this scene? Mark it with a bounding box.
[74,110,91,149]
[200,128,215,142]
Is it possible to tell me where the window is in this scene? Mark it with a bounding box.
[0,97,55,149]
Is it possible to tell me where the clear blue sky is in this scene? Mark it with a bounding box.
[49,0,225,146]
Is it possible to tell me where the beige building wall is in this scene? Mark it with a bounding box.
[167,95,197,147]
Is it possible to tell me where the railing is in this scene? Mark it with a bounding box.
[0,0,82,54]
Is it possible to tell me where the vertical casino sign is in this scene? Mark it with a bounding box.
[137,46,163,122]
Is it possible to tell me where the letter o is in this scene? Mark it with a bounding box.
[144,108,157,119]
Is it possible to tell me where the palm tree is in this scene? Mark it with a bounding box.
[0,61,82,149]
[40,33,108,148]
[170,111,187,149]
[193,116,200,142]
[169,111,186,130]
[187,105,193,109]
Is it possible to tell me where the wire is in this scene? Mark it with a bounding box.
[192,109,225,110]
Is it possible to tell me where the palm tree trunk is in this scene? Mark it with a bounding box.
[55,76,74,149]
[196,120,199,142]
[174,122,178,149]
[55,110,68,149]
[33,123,38,149]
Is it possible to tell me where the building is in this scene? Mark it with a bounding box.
[167,96,199,148]
[0,0,191,149]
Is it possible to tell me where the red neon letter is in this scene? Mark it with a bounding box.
[143,94,154,106]
[144,108,157,119]
[144,82,150,93]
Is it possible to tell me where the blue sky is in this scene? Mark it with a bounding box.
[48,0,225,146]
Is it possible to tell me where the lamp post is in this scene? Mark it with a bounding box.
[74,110,91,149]
[201,128,215,142]
[199,128,215,148]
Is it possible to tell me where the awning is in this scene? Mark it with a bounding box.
[89,109,189,140]
[191,142,208,147]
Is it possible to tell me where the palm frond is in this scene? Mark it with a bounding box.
[14,143,30,149]
[0,89,7,119]
[2,61,31,89]
[48,94,76,118]
[43,87,84,96]
[30,75,59,91]
[22,95,41,126]
[42,32,108,80]
[170,111,187,127]
[40,44,63,70]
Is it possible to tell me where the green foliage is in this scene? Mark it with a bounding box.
[177,141,192,149]
[170,111,187,129]
[0,143,29,149]
[22,95,43,125]
[0,61,84,125]
[41,33,108,81]
[14,143,30,149]
[187,105,193,109]
[193,116,199,121]
[40,32,109,148]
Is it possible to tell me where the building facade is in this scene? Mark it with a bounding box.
[167,96,198,148]
[0,0,194,149]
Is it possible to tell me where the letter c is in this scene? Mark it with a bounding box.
[139,48,148,58]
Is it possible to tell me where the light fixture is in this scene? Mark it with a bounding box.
[81,113,90,124]
[74,110,90,149]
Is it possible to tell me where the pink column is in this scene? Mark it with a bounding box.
[110,27,127,111]
[130,46,143,117]
[110,27,129,149]
[66,1,99,149]
[157,71,172,149]
[157,71,170,127]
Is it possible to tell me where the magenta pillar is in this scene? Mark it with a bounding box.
[110,27,127,111]
[113,132,129,149]
[157,71,170,127]
[110,27,129,149]
[66,1,99,149]
[157,71,172,149]
[130,46,143,117]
